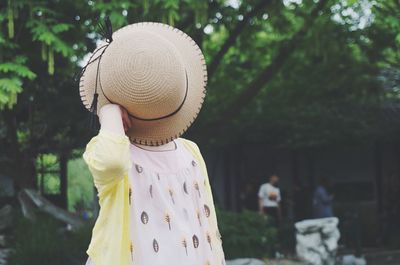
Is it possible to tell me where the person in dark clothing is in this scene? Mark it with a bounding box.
[313,177,334,219]
[240,182,259,211]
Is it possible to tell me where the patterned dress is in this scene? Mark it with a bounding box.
[85,138,225,265]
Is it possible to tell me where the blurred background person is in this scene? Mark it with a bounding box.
[258,174,282,226]
[240,182,259,211]
[313,177,334,219]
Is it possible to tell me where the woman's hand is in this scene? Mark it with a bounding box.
[98,104,126,135]
[119,105,133,133]
[98,104,134,135]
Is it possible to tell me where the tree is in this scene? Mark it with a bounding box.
[1,0,399,194]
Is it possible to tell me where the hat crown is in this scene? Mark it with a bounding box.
[79,22,207,146]
[100,30,187,120]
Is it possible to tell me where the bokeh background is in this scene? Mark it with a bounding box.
[0,0,400,264]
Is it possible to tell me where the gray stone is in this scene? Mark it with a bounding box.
[295,217,340,265]
[18,189,85,230]
[0,248,13,265]
[0,236,6,248]
[0,174,15,197]
[340,255,367,265]
[226,258,267,265]
[0,205,12,231]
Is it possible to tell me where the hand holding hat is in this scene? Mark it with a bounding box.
[79,22,207,146]
[120,106,133,133]
[97,104,133,134]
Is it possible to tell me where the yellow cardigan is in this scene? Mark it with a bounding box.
[83,129,225,265]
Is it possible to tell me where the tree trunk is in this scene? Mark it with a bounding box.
[374,141,383,214]
[2,109,36,191]
[59,151,69,209]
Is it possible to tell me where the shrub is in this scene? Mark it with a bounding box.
[8,213,92,265]
[9,208,278,263]
[217,208,278,259]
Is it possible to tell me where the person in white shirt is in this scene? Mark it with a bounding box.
[258,174,281,225]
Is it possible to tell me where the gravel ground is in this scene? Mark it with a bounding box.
[263,250,400,265]
[264,259,307,265]
[365,250,400,265]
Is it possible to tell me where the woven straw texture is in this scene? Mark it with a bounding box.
[80,22,207,146]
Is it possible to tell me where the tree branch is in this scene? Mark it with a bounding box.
[208,0,274,81]
[201,0,331,137]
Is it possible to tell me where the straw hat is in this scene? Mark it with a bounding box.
[79,22,207,146]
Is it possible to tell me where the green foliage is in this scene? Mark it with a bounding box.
[8,214,92,265]
[194,0,400,147]
[217,208,278,259]
[0,78,22,108]
[34,152,94,211]
[0,56,36,109]
[25,8,74,75]
[7,0,14,38]
[0,56,36,79]
[1,0,400,194]
[28,20,72,54]
[67,157,94,212]
[163,0,180,25]
[0,0,399,260]
[36,154,60,194]
[0,1,75,110]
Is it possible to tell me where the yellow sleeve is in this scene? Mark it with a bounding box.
[82,128,132,197]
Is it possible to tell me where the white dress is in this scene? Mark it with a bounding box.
[85,138,225,265]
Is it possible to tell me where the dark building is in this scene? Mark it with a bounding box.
[204,141,400,247]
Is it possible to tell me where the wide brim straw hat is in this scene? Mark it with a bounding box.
[79,22,207,146]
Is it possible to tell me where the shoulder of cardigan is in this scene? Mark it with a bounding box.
[178,138,204,166]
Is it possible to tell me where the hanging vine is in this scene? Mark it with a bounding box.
[7,0,14,38]
[48,46,54,75]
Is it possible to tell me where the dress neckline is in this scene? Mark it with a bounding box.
[130,139,181,155]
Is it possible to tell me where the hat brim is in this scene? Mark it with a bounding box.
[79,22,207,146]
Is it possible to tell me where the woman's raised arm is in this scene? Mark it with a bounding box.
[82,104,132,197]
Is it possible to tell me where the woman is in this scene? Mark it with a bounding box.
[78,21,225,265]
